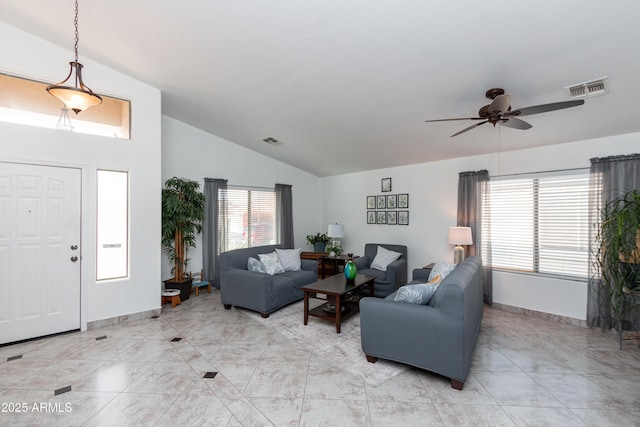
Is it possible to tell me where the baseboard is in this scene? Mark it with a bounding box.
[87,308,162,330]
[491,302,588,328]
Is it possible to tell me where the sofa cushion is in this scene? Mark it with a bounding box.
[276,248,302,271]
[393,283,439,305]
[428,262,456,282]
[370,246,403,271]
[258,252,285,275]
[247,257,267,273]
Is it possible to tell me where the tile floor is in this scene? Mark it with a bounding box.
[1,289,639,426]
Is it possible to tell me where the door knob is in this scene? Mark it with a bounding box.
[70,256,78,262]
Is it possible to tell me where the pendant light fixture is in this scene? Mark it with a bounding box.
[46,0,102,114]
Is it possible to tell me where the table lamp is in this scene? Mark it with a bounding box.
[448,226,473,264]
[327,223,345,252]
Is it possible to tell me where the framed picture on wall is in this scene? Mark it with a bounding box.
[376,211,387,224]
[367,196,376,209]
[398,193,409,208]
[367,211,376,224]
[398,211,409,225]
[387,211,397,225]
[381,177,392,192]
[377,195,386,209]
[386,194,397,209]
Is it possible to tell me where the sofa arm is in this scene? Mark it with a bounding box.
[384,258,408,288]
[354,256,370,270]
[412,268,431,282]
[301,259,318,274]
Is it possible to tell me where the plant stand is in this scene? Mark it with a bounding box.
[164,278,193,301]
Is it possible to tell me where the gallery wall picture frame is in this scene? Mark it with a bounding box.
[398,193,409,209]
[386,194,397,209]
[387,211,397,225]
[367,211,376,224]
[376,211,387,224]
[367,196,376,209]
[376,195,386,209]
[398,211,409,225]
[381,177,392,192]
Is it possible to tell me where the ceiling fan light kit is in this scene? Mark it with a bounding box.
[425,88,585,137]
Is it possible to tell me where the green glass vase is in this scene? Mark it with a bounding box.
[344,253,357,281]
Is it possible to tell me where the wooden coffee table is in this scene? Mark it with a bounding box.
[302,273,375,333]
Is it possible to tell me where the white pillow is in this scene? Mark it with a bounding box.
[428,263,456,282]
[258,252,285,275]
[370,246,403,271]
[276,248,302,271]
[247,257,266,273]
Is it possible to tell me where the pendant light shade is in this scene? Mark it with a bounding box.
[46,0,102,114]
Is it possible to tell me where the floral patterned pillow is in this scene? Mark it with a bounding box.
[257,252,285,276]
[394,283,439,305]
[247,257,266,273]
[428,263,456,282]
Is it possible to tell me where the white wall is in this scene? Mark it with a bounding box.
[161,116,322,279]
[0,22,162,325]
[321,132,640,321]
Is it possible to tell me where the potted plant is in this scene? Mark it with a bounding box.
[162,177,206,301]
[596,189,640,329]
[306,232,330,253]
[325,244,343,257]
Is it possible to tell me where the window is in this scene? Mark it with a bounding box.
[0,72,131,139]
[96,170,128,280]
[481,170,591,279]
[225,187,278,250]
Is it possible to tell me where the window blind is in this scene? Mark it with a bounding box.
[225,188,277,250]
[481,171,591,279]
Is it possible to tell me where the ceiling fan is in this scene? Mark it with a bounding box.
[425,88,585,137]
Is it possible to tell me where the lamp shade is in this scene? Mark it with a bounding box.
[448,226,473,245]
[327,223,344,238]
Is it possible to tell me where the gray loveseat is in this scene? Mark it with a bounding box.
[219,244,318,317]
[354,243,408,297]
[360,256,483,389]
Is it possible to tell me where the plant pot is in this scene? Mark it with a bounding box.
[620,262,640,291]
[313,242,326,253]
[163,278,193,301]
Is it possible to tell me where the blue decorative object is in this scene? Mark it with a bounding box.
[344,253,357,281]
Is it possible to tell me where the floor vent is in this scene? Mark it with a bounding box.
[565,77,609,99]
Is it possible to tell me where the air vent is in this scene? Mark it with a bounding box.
[565,77,609,99]
[262,137,284,146]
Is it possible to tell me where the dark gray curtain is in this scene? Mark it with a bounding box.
[587,154,640,328]
[458,170,492,305]
[203,178,227,288]
[275,183,294,248]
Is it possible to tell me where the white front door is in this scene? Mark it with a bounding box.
[0,162,81,344]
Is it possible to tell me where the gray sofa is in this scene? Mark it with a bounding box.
[219,244,318,317]
[354,243,408,297]
[360,256,483,389]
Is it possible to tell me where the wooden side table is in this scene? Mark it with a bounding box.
[319,254,360,279]
[301,251,327,275]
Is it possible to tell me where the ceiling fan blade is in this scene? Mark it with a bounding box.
[505,99,584,117]
[451,121,488,137]
[425,117,484,123]
[489,94,511,114]
[501,117,532,130]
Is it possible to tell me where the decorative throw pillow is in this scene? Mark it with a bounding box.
[247,257,266,273]
[275,248,302,271]
[428,263,456,282]
[258,252,285,275]
[427,274,442,285]
[394,283,439,305]
[370,246,403,271]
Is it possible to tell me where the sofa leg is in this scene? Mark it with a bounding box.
[450,379,464,390]
[261,313,270,318]
[366,355,377,363]
[223,304,232,310]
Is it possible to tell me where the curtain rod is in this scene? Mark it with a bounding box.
[492,166,588,178]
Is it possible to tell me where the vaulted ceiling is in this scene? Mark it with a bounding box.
[2,1,639,176]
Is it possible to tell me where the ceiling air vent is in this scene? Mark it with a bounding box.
[262,137,284,146]
[565,77,609,99]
